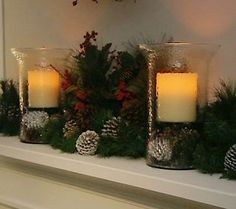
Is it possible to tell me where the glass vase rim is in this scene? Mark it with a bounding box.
[139,42,221,48]
[11,47,72,54]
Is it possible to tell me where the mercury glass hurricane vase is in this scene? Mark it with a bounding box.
[11,48,71,143]
[140,43,219,169]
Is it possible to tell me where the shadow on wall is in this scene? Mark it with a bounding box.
[166,0,236,38]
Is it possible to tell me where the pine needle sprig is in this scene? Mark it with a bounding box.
[0,80,19,105]
[97,119,147,158]
[193,80,236,174]
[211,80,236,124]
[41,116,78,153]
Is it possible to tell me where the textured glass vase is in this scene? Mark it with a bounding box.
[11,48,71,143]
[140,43,219,169]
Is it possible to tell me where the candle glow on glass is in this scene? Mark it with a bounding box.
[28,69,60,108]
[156,72,198,122]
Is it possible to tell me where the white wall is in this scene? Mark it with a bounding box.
[3,0,236,96]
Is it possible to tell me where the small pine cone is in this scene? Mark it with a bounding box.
[63,120,78,139]
[224,144,236,172]
[101,117,121,138]
[76,130,99,155]
[22,111,49,130]
[148,138,172,161]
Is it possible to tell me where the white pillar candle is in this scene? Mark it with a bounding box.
[156,73,198,122]
[28,69,60,108]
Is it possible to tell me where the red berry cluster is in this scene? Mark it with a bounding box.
[62,69,88,111]
[116,81,133,101]
[74,89,88,111]
[61,70,72,91]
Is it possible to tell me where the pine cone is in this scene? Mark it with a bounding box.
[148,138,172,161]
[63,119,78,139]
[22,111,49,130]
[224,144,236,172]
[76,130,99,155]
[101,117,121,138]
[121,99,146,126]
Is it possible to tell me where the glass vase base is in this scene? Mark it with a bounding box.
[20,138,47,144]
[146,123,198,170]
[146,157,194,170]
[19,108,54,144]
[20,125,47,144]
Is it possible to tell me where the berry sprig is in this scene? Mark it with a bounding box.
[78,31,98,56]
[61,70,72,91]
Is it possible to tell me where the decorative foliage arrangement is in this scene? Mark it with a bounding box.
[0,31,235,179]
[0,80,20,135]
[42,31,148,158]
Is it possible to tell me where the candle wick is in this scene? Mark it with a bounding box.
[49,64,66,79]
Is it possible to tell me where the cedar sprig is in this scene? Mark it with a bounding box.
[210,80,236,125]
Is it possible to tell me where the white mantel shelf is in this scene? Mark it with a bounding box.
[0,136,236,209]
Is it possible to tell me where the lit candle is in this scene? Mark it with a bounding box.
[28,69,60,108]
[156,73,198,122]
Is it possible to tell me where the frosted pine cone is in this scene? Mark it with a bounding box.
[101,117,121,138]
[76,130,100,155]
[22,111,49,130]
[148,138,172,161]
[63,119,78,139]
[224,144,236,172]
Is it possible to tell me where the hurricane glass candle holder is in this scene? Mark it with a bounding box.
[140,43,219,169]
[11,48,71,143]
